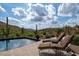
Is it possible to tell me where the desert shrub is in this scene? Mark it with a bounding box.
[16,33,20,37]
[72,35,79,46]
[9,34,16,38]
[45,32,51,38]
[43,32,46,35]
[27,34,34,37]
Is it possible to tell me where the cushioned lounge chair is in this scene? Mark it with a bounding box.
[43,32,65,43]
[38,35,74,56]
[38,35,74,50]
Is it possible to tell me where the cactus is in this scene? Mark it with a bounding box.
[5,17,10,38]
[34,24,38,35]
[5,17,10,50]
[34,25,39,40]
[36,24,37,33]
[21,27,24,37]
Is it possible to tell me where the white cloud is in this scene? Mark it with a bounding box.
[0,17,23,27]
[65,16,79,27]
[9,17,24,27]
[27,3,44,13]
[8,4,63,29]
[42,4,56,21]
[53,16,58,21]
[58,3,79,27]
[21,11,39,22]
[43,15,57,21]
[45,4,55,15]
[58,3,79,16]
[33,3,44,7]
[27,3,32,12]
[0,5,6,12]
[27,3,56,20]
[12,7,27,17]
[9,4,67,29]
[35,16,61,29]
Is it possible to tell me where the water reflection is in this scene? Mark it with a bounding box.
[0,39,35,51]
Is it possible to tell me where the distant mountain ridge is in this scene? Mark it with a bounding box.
[0,21,35,31]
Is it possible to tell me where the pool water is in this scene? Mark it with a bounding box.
[0,39,35,51]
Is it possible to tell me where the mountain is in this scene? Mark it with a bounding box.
[0,21,34,31]
[0,21,36,38]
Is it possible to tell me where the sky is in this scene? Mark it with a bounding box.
[0,3,79,30]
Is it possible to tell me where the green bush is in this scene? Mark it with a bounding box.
[72,35,79,46]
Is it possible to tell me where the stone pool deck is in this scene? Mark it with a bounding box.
[0,41,79,56]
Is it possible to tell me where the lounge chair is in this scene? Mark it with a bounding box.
[65,45,78,56]
[43,32,65,43]
[38,35,74,50]
[38,35,74,56]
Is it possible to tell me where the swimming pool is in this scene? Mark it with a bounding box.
[0,39,36,51]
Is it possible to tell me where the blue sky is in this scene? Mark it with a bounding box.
[0,3,79,29]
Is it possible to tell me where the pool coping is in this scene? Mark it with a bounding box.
[0,37,40,41]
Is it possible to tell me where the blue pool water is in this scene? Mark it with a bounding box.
[0,39,35,51]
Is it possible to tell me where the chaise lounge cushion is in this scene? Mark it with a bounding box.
[43,32,65,43]
[39,49,56,56]
[38,35,73,49]
[39,49,72,56]
[59,35,74,49]
[38,42,62,49]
